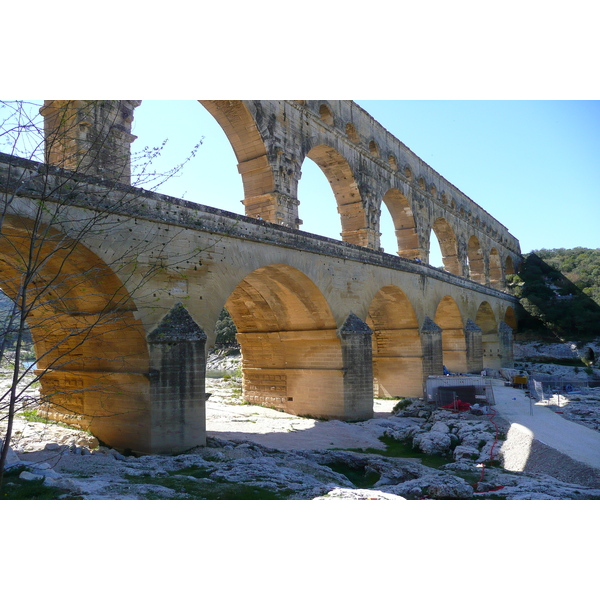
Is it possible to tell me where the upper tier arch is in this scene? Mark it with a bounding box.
[42,100,522,289]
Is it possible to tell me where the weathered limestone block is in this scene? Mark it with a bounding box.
[40,100,140,184]
[236,329,346,418]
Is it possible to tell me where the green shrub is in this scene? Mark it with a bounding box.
[392,398,413,413]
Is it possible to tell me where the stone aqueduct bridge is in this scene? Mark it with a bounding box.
[0,100,522,454]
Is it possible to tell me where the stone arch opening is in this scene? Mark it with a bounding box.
[430,217,460,274]
[475,301,500,368]
[489,248,502,289]
[381,189,420,259]
[198,100,274,218]
[467,235,485,284]
[302,144,370,247]
[367,285,422,398]
[131,101,247,215]
[0,215,150,450]
[435,296,467,373]
[369,140,379,157]
[296,157,341,240]
[505,255,515,278]
[224,264,348,419]
[319,104,334,126]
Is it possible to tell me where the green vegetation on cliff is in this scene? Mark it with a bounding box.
[534,247,600,305]
[507,249,600,340]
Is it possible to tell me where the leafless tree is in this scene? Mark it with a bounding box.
[0,100,204,484]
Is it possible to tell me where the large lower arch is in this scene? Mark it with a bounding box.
[431,218,460,275]
[0,215,151,451]
[435,296,467,373]
[304,144,371,247]
[367,285,423,398]
[381,189,420,259]
[475,301,500,368]
[225,264,371,419]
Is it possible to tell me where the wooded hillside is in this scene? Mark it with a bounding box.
[507,248,600,340]
[534,247,600,305]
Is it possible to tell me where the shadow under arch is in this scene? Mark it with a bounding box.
[505,255,516,279]
[475,301,500,368]
[435,295,467,373]
[381,189,420,259]
[224,263,349,419]
[0,215,150,450]
[430,217,460,274]
[304,144,370,247]
[504,305,517,330]
[489,247,502,288]
[367,285,423,398]
[467,235,485,284]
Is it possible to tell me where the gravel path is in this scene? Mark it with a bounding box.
[494,385,600,471]
[493,384,600,487]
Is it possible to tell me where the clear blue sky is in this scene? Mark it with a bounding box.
[130,100,600,262]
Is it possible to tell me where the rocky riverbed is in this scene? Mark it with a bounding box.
[2,344,600,500]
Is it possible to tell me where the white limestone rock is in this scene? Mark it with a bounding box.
[381,473,474,499]
[431,421,450,434]
[382,423,421,443]
[453,444,480,461]
[412,430,452,455]
[314,487,405,500]
[0,439,20,469]
[19,470,44,481]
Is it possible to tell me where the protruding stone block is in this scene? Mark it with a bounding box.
[337,313,373,420]
[421,316,443,390]
[499,321,514,368]
[465,319,483,373]
[147,303,207,453]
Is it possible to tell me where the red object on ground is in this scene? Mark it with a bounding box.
[441,399,471,411]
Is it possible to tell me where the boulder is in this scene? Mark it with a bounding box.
[0,439,20,469]
[453,444,480,461]
[19,470,44,481]
[431,422,450,434]
[413,430,452,454]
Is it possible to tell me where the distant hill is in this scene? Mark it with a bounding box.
[507,248,600,340]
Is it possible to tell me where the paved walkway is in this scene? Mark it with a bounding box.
[492,384,600,471]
